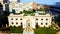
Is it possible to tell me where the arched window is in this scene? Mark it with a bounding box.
[26,20,31,27]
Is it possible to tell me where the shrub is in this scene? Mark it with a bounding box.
[34,26,58,34]
[10,26,23,33]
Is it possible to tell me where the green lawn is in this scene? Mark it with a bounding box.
[34,26,58,34]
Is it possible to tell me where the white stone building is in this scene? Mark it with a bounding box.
[8,0,52,29]
[8,13,52,29]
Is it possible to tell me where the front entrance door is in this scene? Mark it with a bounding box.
[26,20,31,27]
[28,23,30,26]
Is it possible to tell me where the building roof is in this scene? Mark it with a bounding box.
[8,13,51,17]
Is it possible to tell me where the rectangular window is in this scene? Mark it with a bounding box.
[41,22,43,25]
[36,18,38,20]
[11,18,13,20]
[16,18,18,20]
[41,19,43,20]
[20,18,22,20]
[12,22,14,25]
[46,19,48,21]
[16,22,18,25]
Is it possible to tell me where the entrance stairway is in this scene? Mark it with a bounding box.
[23,26,34,34]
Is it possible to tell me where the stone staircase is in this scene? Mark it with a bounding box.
[23,26,34,34]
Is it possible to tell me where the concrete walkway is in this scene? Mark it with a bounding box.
[0,32,8,34]
[23,26,34,34]
[57,31,60,34]
[0,31,9,34]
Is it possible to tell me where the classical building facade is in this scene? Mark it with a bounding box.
[8,13,52,28]
[8,0,52,29]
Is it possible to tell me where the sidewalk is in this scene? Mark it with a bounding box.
[0,31,9,34]
[57,31,60,34]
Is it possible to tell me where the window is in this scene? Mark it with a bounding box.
[41,19,43,20]
[12,22,14,24]
[11,18,13,20]
[16,22,18,25]
[46,19,48,21]
[16,18,18,20]
[20,22,22,25]
[40,8,43,10]
[46,23,48,25]
[20,18,22,20]
[41,23,43,25]
[36,18,38,20]
[20,11,22,13]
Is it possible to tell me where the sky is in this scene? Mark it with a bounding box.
[19,0,60,5]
